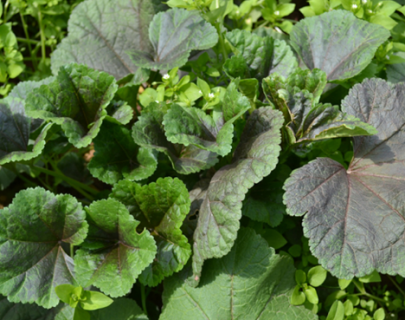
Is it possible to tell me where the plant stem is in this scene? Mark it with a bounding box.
[140,284,148,317]
[19,13,37,69]
[37,8,46,61]
[15,172,37,188]
[17,37,40,45]
[70,244,74,258]
[388,276,405,298]
[216,23,228,63]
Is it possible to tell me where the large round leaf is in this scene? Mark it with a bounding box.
[161,228,316,320]
[110,177,191,287]
[284,78,405,279]
[74,199,156,297]
[0,188,88,308]
[290,10,390,81]
[191,108,284,286]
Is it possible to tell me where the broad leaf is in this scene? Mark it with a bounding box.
[128,8,218,70]
[191,107,284,285]
[290,10,390,81]
[26,64,117,149]
[0,187,88,308]
[132,102,218,174]
[107,101,133,125]
[225,29,297,80]
[0,167,15,190]
[90,298,147,320]
[263,69,377,143]
[110,177,191,287]
[8,77,54,100]
[387,63,405,84]
[0,298,68,319]
[284,78,405,279]
[0,97,51,165]
[51,0,165,80]
[161,228,317,320]
[74,199,156,297]
[163,81,250,156]
[88,120,157,185]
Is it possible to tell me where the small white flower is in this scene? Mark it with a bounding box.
[208,93,215,99]
[199,90,202,94]
[274,10,280,16]
[352,4,358,9]
[236,10,240,14]
[362,0,367,4]
[155,100,159,103]
[163,74,170,80]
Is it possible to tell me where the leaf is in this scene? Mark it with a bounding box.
[191,107,284,285]
[0,296,56,319]
[160,228,317,320]
[0,166,15,191]
[88,120,157,185]
[358,270,381,283]
[8,76,55,100]
[225,29,298,80]
[0,187,88,308]
[307,266,327,287]
[326,301,345,320]
[107,101,133,125]
[132,102,218,174]
[74,199,156,297]
[128,8,218,70]
[90,298,148,320]
[283,78,405,279]
[163,81,250,156]
[26,64,117,149]
[0,97,51,165]
[290,10,390,81]
[110,177,191,286]
[58,153,92,185]
[387,63,405,84]
[51,0,164,81]
[81,291,113,311]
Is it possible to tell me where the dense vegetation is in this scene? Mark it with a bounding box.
[2,0,405,319]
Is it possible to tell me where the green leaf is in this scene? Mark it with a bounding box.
[51,0,164,81]
[74,199,156,297]
[26,64,117,149]
[344,300,354,316]
[55,284,77,305]
[0,97,51,165]
[225,29,297,80]
[88,120,157,185]
[307,266,327,287]
[132,102,218,174]
[163,81,250,156]
[8,77,55,100]
[107,101,133,125]
[358,270,381,283]
[0,166,16,190]
[110,177,191,286]
[58,153,92,185]
[327,301,345,320]
[291,285,306,306]
[81,291,113,311]
[283,78,405,279]
[373,308,385,320]
[262,229,287,249]
[290,10,390,81]
[191,108,283,285]
[161,228,317,320]
[89,298,147,320]
[242,197,284,227]
[338,279,352,290]
[304,286,318,305]
[128,8,218,70]
[74,307,90,320]
[0,187,88,308]
[0,297,62,319]
[387,63,405,84]
[295,270,307,285]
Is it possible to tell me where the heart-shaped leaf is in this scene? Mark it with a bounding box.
[284,78,405,279]
[290,10,390,81]
[88,120,157,185]
[26,64,117,149]
[161,228,317,320]
[74,199,156,297]
[132,102,218,174]
[0,97,51,165]
[128,8,218,71]
[0,187,88,308]
[191,107,283,286]
[110,177,191,287]
[51,0,165,81]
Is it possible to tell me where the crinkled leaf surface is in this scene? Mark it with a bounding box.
[0,298,67,320]
[225,29,297,80]
[163,81,250,157]
[110,177,191,287]
[26,64,117,149]
[0,188,88,308]
[89,298,147,320]
[8,77,55,100]
[74,199,156,297]
[0,97,51,165]
[263,69,377,143]
[290,10,390,81]
[107,101,133,125]
[132,102,218,174]
[161,228,317,320]
[284,78,405,279]
[51,0,164,80]
[88,120,157,185]
[128,8,218,70]
[191,107,284,285]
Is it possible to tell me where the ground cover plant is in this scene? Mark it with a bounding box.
[2,0,405,319]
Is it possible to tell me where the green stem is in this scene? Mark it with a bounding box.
[15,172,37,188]
[17,37,40,45]
[19,13,37,69]
[216,23,228,63]
[70,244,74,258]
[140,284,148,317]
[388,276,405,298]
[37,9,46,61]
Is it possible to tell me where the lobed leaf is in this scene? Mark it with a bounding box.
[161,228,316,320]
[284,78,405,279]
[290,10,390,81]
[0,188,88,308]
[191,107,284,285]
[74,199,156,297]
[26,64,117,149]
[110,177,191,287]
